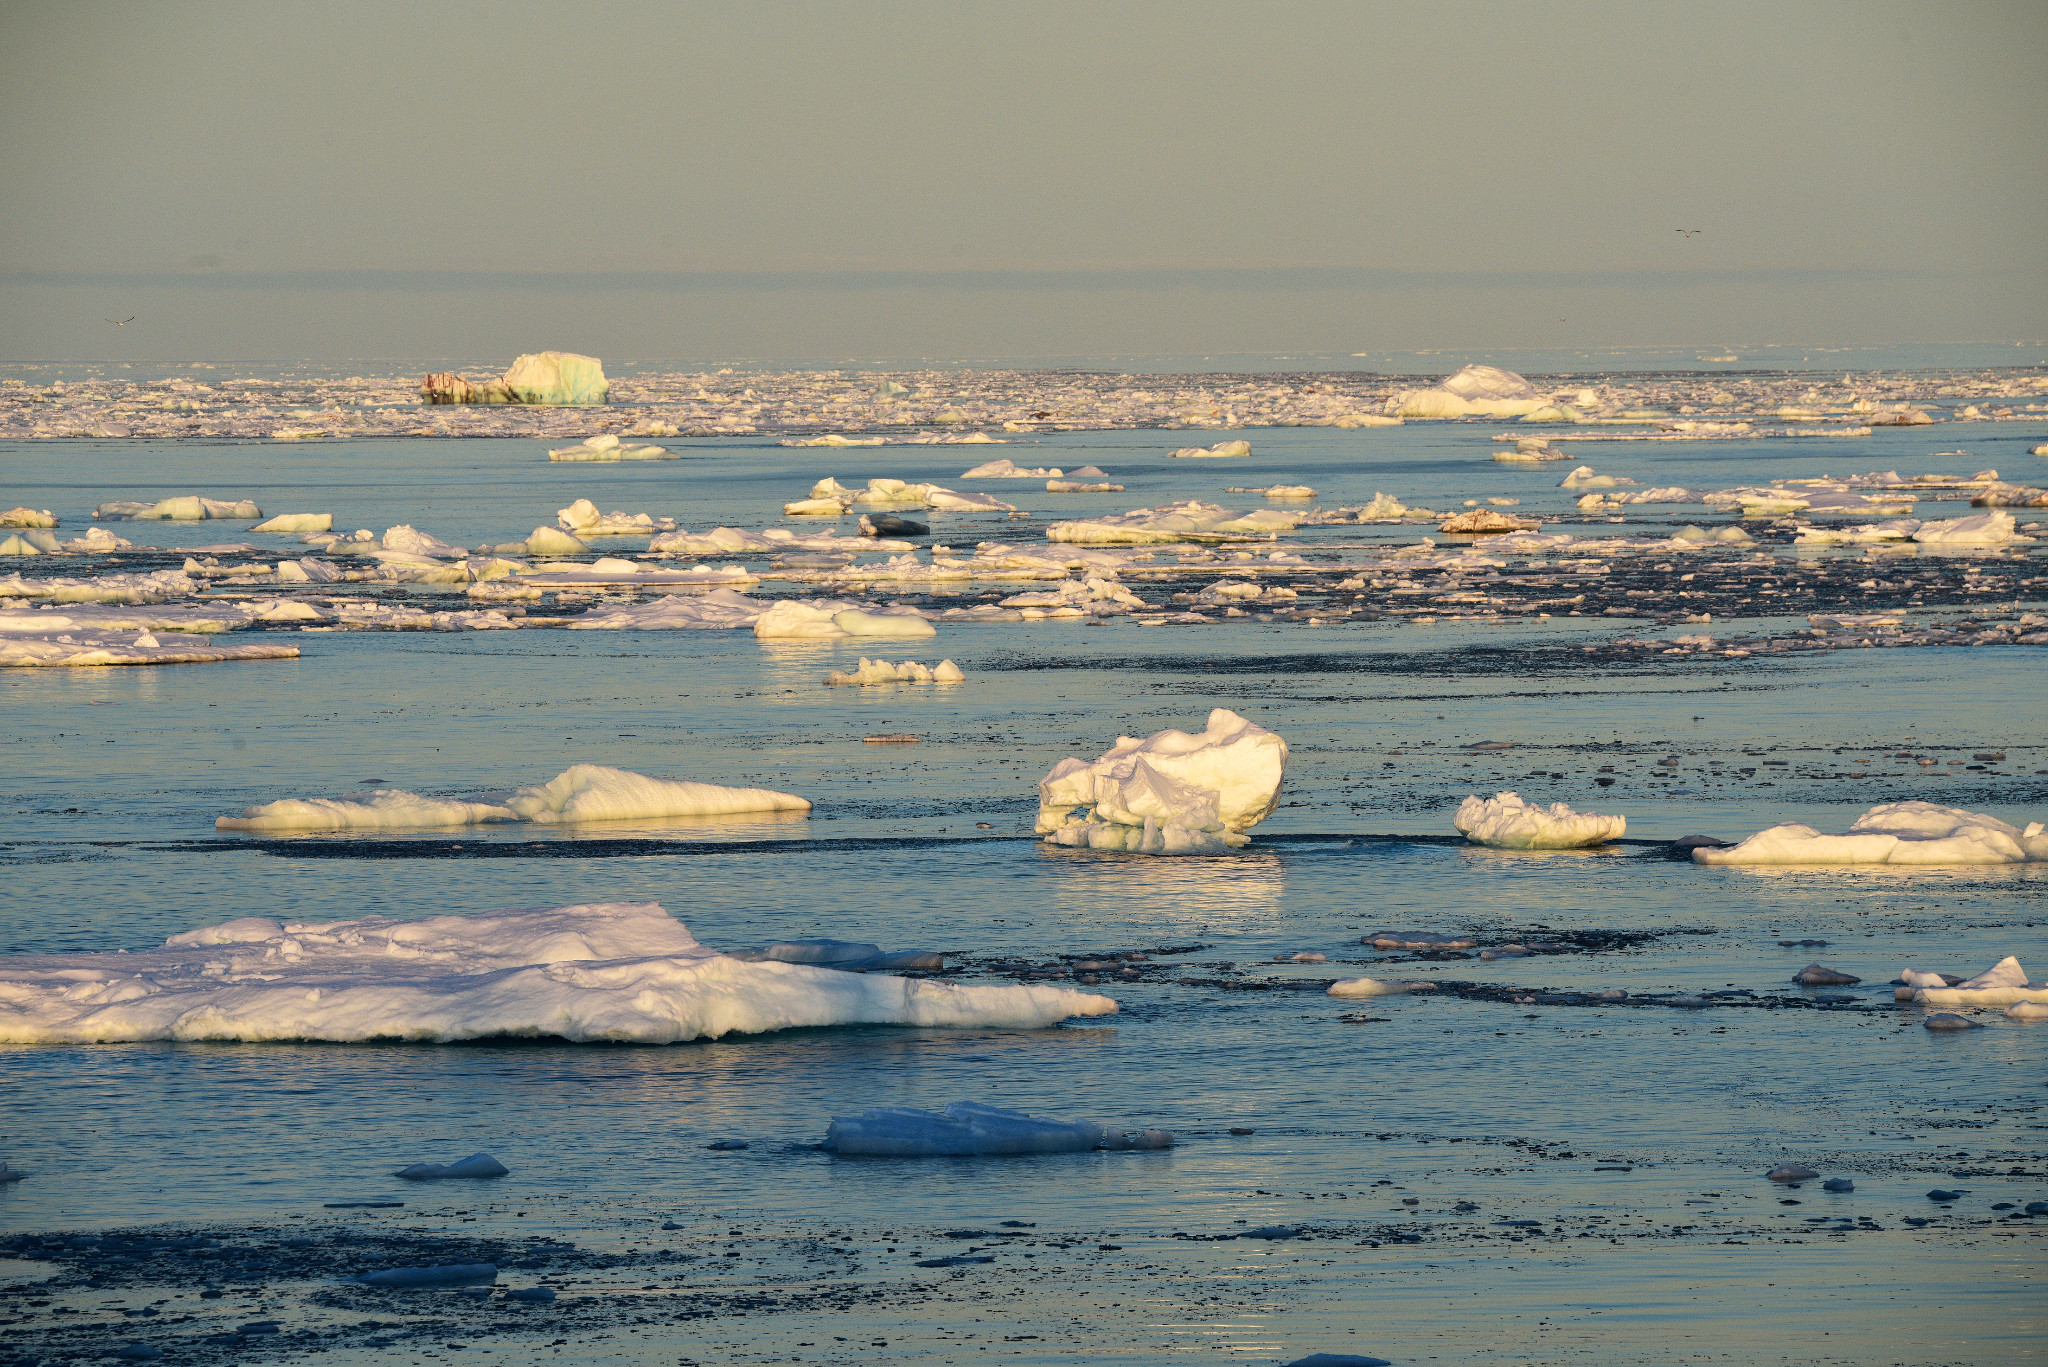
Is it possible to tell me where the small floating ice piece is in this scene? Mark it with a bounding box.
[1823,1178,1855,1192]
[1327,978,1434,999]
[547,434,672,461]
[352,1263,499,1286]
[823,1102,1111,1156]
[1694,802,2048,866]
[394,1153,509,1181]
[1792,964,1860,986]
[1766,1164,1819,1183]
[1923,1013,1981,1031]
[832,609,936,638]
[1169,439,1252,459]
[1452,792,1625,849]
[250,513,331,534]
[218,790,517,833]
[503,764,811,823]
[960,458,1062,479]
[505,1286,557,1302]
[1037,708,1287,854]
[2006,1002,2048,1021]
[824,657,963,685]
[1438,508,1539,534]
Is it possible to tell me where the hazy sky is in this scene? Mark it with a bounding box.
[3,0,2043,361]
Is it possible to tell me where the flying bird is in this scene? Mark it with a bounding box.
[1675,229,1701,237]
[106,317,135,326]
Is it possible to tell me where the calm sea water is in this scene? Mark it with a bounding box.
[2,420,2042,1364]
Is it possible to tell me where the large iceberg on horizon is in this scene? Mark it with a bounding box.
[422,352,609,406]
[1037,708,1288,854]
[1453,792,1626,849]
[0,902,1116,1044]
[1694,801,2047,865]
[1390,365,1551,419]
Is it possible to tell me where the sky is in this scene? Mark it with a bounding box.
[2,0,2044,363]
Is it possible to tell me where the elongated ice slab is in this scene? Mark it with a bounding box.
[1038,708,1287,854]
[823,1102,1151,1156]
[394,1153,509,1180]
[1326,978,1435,999]
[218,790,517,833]
[1911,956,2048,1008]
[425,352,608,406]
[1694,802,2048,865]
[547,434,672,462]
[0,902,1115,1044]
[1453,792,1625,848]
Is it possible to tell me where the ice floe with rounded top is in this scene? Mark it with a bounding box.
[1693,801,2047,866]
[1453,792,1625,849]
[823,1102,1160,1156]
[1912,510,2027,545]
[250,513,331,534]
[502,764,812,824]
[1,508,59,527]
[1038,707,1287,854]
[1327,977,1436,998]
[557,499,676,535]
[546,433,671,461]
[96,496,263,521]
[825,657,963,685]
[567,588,766,630]
[0,901,1112,1044]
[1170,439,1252,459]
[218,789,518,833]
[1391,364,1549,419]
[961,458,1062,478]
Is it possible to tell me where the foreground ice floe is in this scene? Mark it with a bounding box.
[1326,977,1437,999]
[218,764,810,832]
[1037,708,1288,853]
[824,657,964,685]
[0,631,300,668]
[1906,957,2048,1009]
[1693,802,2047,865]
[94,496,262,521]
[1452,792,1626,848]
[1045,500,1302,544]
[423,352,609,406]
[823,1102,1168,1156]
[0,902,1115,1044]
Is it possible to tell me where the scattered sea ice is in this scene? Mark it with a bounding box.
[394,1153,509,1181]
[250,513,331,534]
[1694,802,2047,865]
[1452,792,1625,849]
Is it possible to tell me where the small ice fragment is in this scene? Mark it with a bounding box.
[1925,1188,1966,1201]
[1766,1164,1819,1183]
[393,1152,509,1181]
[824,1102,1109,1157]
[351,1263,499,1287]
[251,513,332,533]
[1169,439,1252,458]
[1453,792,1624,849]
[1792,964,1860,986]
[1923,1013,1981,1031]
[1823,1178,1855,1192]
[1326,978,1432,999]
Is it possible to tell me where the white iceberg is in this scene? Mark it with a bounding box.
[1045,501,1302,545]
[0,902,1114,1044]
[961,458,1062,479]
[1391,365,1548,419]
[557,499,675,535]
[1169,439,1252,459]
[0,508,57,528]
[99,496,263,522]
[423,352,609,406]
[218,790,518,833]
[1037,708,1287,854]
[567,588,765,630]
[825,657,964,685]
[547,434,672,462]
[250,513,332,534]
[1693,802,2048,866]
[823,1102,1164,1156]
[503,764,811,824]
[1912,510,2024,545]
[1453,792,1625,849]
[1911,957,2048,1009]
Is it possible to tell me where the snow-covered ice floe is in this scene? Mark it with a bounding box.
[557,498,676,535]
[250,513,331,534]
[1045,500,1301,545]
[1169,439,1252,459]
[0,902,1115,1044]
[752,600,934,639]
[1038,708,1287,854]
[823,1102,1167,1156]
[0,631,299,668]
[1326,977,1437,999]
[566,588,765,630]
[95,496,263,521]
[1911,510,2027,545]
[783,476,1015,516]
[1453,792,1626,849]
[824,657,963,685]
[423,351,609,406]
[218,764,810,832]
[1392,365,1554,420]
[1693,802,2047,865]
[1907,956,2048,1009]
[960,458,1063,479]
[546,434,673,462]
[0,508,58,528]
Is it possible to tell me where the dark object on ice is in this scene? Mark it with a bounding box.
[915,1254,994,1267]
[1924,1013,1981,1031]
[1823,1178,1855,1192]
[706,1140,749,1151]
[1926,1189,1966,1202]
[999,1220,1036,1227]
[1286,1356,1393,1367]
[1241,1224,1301,1240]
[1671,834,1733,850]
[866,513,929,536]
[394,1152,508,1180]
[1229,1127,1256,1136]
[1794,963,1860,986]
[351,1263,498,1287]
[1766,1164,1818,1183]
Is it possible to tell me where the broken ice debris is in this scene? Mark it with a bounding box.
[1694,802,2047,865]
[1037,707,1287,854]
[1453,792,1625,849]
[423,351,608,406]
[394,1152,509,1181]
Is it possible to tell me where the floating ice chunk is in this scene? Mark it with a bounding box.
[1046,479,1124,493]
[1391,365,1545,419]
[1912,510,2024,545]
[925,487,1016,512]
[1671,524,1753,545]
[783,434,886,447]
[106,496,264,521]
[547,433,672,461]
[504,764,811,824]
[1766,1164,1819,1183]
[1453,792,1625,849]
[505,1286,557,1302]
[394,1153,509,1181]
[0,901,1113,1044]
[0,507,57,527]
[568,588,764,630]
[1694,802,2048,866]
[381,525,465,558]
[825,657,963,685]
[217,789,517,833]
[2007,1002,2048,1021]
[1169,439,1252,459]
[1924,1013,1980,1030]
[1559,466,1632,490]
[832,609,936,638]
[352,1263,499,1286]
[1037,708,1287,854]
[1793,964,1860,986]
[961,458,1062,478]
[557,499,674,535]
[0,531,54,555]
[754,599,854,638]
[1438,509,1539,535]
[425,352,608,406]
[823,1102,1110,1156]
[520,526,590,556]
[250,514,331,534]
[0,631,298,668]
[1046,501,1302,545]
[1898,968,1953,989]
[1912,957,2048,1008]
[1326,977,1434,998]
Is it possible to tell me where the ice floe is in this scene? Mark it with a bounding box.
[1911,510,2026,545]
[394,1153,509,1181]
[423,352,609,406]
[95,496,262,521]
[0,902,1114,1044]
[218,790,518,833]
[557,499,676,535]
[1453,792,1625,848]
[1037,708,1287,854]
[961,458,1062,478]
[1169,439,1252,459]
[566,588,765,630]
[1045,501,1302,545]
[824,657,963,685]
[1438,509,1540,535]
[784,476,1015,516]
[0,630,299,668]
[823,1102,1165,1156]
[250,513,331,534]
[1908,957,2048,1009]
[1326,977,1436,999]
[546,434,672,461]
[1,507,58,527]
[1693,802,2047,865]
